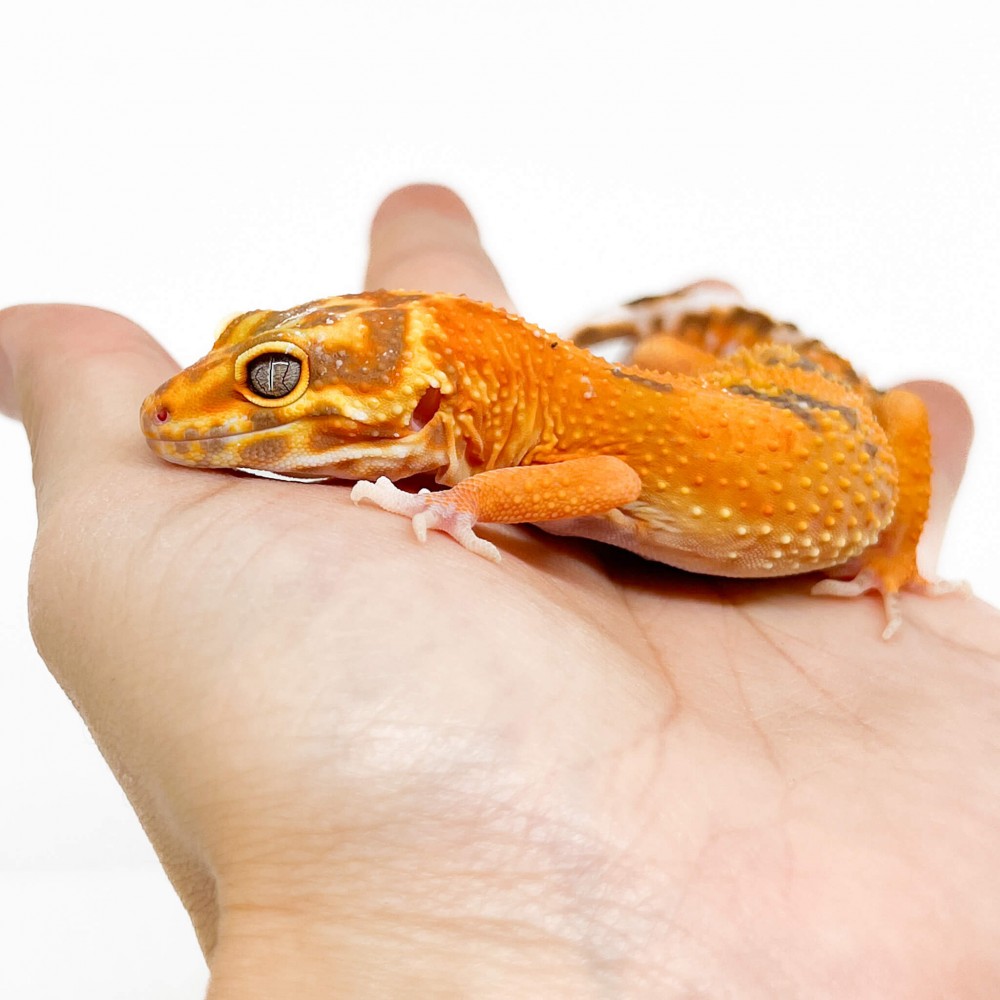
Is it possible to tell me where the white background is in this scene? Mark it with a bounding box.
[2,2,998,996]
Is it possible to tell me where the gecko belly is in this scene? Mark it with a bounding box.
[536,494,888,579]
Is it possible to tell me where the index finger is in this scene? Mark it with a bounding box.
[365,184,515,309]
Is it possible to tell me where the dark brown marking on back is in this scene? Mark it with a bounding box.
[755,340,861,388]
[573,322,639,348]
[726,384,859,430]
[764,354,821,373]
[797,340,863,386]
[611,368,674,392]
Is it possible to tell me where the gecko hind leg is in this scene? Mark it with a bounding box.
[811,387,969,638]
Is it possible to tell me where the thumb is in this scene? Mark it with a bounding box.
[0,304,175,510]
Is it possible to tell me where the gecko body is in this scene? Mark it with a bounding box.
[141,283,953,637]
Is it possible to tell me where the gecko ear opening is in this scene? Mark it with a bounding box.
[409,386,441,431]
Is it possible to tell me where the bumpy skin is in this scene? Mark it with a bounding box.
[140,282,942,637]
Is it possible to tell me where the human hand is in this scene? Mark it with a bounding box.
[1,185,998,999]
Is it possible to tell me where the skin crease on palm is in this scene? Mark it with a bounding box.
[1,185,999,1000]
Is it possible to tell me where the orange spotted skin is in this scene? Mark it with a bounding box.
[141,283,942,636]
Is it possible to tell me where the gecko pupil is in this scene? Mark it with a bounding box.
[247,354,302,398]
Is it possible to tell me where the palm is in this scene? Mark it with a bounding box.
[65,455,997,995]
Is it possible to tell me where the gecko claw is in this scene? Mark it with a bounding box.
[411,510,431,543]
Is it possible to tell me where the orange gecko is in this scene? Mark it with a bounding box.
[140,281,960,638]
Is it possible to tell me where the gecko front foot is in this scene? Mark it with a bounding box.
[350,477,502,563]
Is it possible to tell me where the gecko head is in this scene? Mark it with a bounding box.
[140,292,453,479]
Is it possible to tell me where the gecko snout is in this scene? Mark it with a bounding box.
[139,393,172,438]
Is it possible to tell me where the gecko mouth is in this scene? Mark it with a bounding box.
[140,394,378,444]
[142,416,427,480]
[143,424,287,447]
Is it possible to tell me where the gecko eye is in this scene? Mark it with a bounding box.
[247,353,302,398]
[235,342,310,407]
